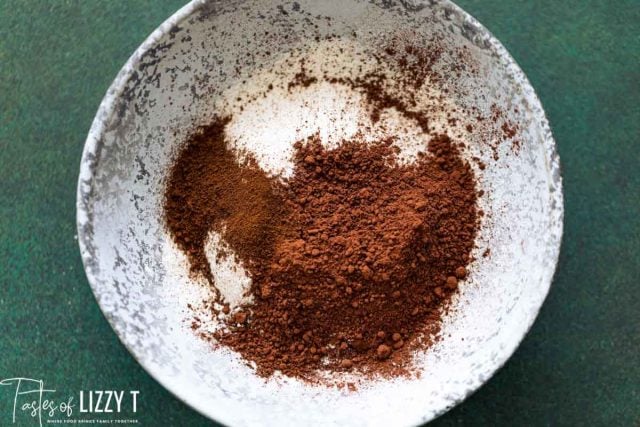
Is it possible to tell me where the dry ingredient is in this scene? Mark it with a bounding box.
[165,128,478,380]
[164,37,489,382]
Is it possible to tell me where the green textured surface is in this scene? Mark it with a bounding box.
[0,0,638,425]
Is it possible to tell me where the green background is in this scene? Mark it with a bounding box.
[1,0,638,425]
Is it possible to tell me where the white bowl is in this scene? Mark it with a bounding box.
[77,0,563,425]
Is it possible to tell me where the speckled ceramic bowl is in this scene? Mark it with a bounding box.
[77,0,562,425]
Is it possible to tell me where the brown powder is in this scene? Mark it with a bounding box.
[165,123,478,381]
[164,39,483,382]
[164,117,289,289]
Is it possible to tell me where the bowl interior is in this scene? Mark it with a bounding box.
[77,0,562,425]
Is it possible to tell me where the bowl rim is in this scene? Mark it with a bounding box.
[76,0,564,425]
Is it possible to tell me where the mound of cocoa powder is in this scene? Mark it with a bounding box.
[162,34,491,381]
[165,120,479,381]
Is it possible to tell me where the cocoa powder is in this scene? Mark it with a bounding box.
[164,40,483,382]
[165,127,478,380]
[165,117,288,287]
